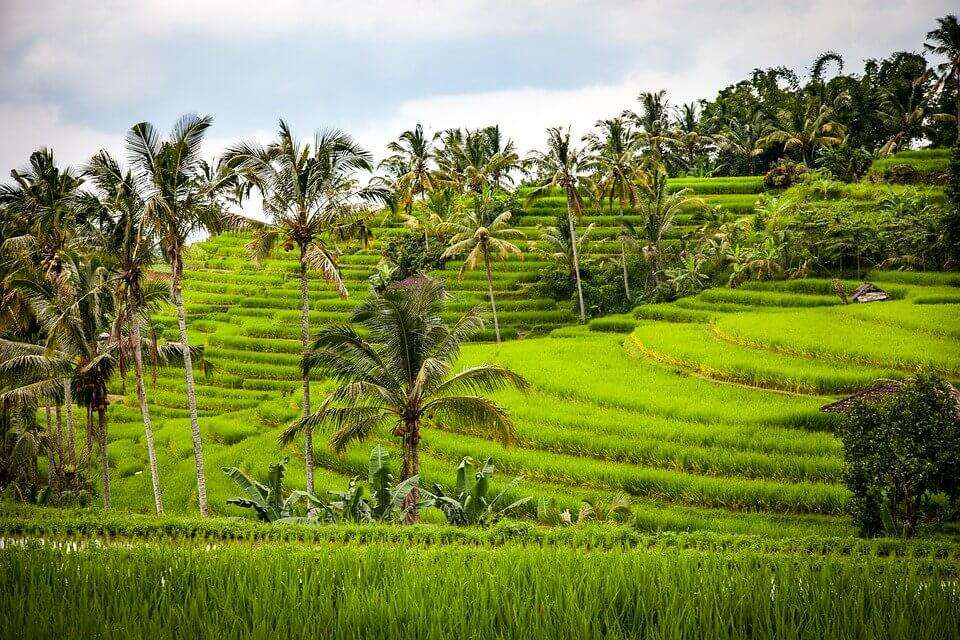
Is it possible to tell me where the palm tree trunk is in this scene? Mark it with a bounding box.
[401,418,421,524]
[298,255,315,496]
[97,406,110,509]
[62,380,74,464]
[44,403,56,487]
[171,253,208,517]
[131,319,164,514]
[84,405,93,463]
[566,200,586,323]
[424,229,430,252]
[619,203,631,301]
[54,404,62,469]
[483,249,501,343]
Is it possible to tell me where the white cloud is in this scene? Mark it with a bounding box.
[0,103,122,175]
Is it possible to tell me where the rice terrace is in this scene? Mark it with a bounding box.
[2,4,960,639]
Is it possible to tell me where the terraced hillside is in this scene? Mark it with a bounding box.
[80,176,959,544]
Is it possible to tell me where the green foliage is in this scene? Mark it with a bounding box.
[427,456,532,526]
[380,229,448,281]
[839,375,960,537]
[222,458,318,522]
[763,161,808,189]
[945,143,960,267]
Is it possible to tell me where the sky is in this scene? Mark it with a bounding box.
[0,0,953,209]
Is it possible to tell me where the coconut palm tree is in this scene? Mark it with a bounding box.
[717,110,768,175]
[281,276,528,522]
[630,167,701,286]
[671,102,713,174]
[0,149,87,465]
[926,14,960,143]
[585,117,642,300]
[83,150,167,513]
[526,127,593,322]
[625,90,673,164]
[126,114,234,517]
[224,121,388,496]
[436,127,520,193]
[381,124,437,215]
[757,99,845,166]
[442,187,524,343]
[535,215,595,283]
[877,69,935,154]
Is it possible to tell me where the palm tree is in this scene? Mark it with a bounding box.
[625,90,672,164]
[83,150,167,513]
[0,149,86,464]
[126,114,234,517]
[671,102,713,174]
[585,117,642,300]
[717,110,768,175]
[381,124,437,215]
[281,276,528,522]
[631,167,701,286]
[401,187,459,251]
[442,187,524,343]
[535,215,595,282]
[224,121,387,496]
[757,98,845,166]
[436,127,520,193]
[877,69,935,154]
[926,14,960,143]
[526,127,593,322]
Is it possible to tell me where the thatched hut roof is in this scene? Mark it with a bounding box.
[821,380,960,415]
[850,282,889,303]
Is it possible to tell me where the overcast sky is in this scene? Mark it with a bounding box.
[0,1,953,192]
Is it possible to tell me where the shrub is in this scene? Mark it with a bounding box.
[838,375,960,537]
[763,162,807,190]
[817,143,875,182]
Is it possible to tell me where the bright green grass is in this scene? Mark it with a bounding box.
[713,305,960,376]
[3,541,957,640]
[630,320,898,394]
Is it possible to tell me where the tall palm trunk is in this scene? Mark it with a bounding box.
[62,380,74,463]
[171,253,208,517]
[84,405,94,462]
[483,248,501,343]
[401,418,421,524]
[619,202,631,301]
[97,406,110,508]
[566,199,586,323]
[131,319,164,514]
[298,254,314,496]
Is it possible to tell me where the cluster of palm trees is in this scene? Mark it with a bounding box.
[1,116,240,514]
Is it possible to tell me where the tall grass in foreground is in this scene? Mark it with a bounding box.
[3,542,957,640]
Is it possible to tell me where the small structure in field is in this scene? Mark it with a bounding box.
[821,381,903,413]
[850,282,889,303]
[822,380,960,415]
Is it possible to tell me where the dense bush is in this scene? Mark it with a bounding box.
[817,143,875,182]
[763,161,807,190]
[839,375,960,537]
[380,229,448,281]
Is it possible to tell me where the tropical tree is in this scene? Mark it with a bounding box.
[625,90,673,163]
[585,117,642,299]
[716,110,768,175]
[757,98,845,165]
[526,127,593,322]
[281,276,528,523]
[926,14,960,143]
[630,167,701,286]
[225,121,387,496]
[535,215,594,282]
[83,150,167,513]
[435,127,520,193]
[381,124,437,215]
[126,114,235,516]
[670,102,713,174]
[442,187,524,343]
[877,69,935,154]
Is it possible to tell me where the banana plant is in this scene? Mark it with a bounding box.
[324,445,422,523]
[222,458,320,522]
[426,456,531,526]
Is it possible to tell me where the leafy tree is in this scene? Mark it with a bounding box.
[281,277,528,523]
[757,97,845,166]
[946,143,960,267]
[526,127,593,322]
[630,167,700,287]
[435,126,519,193]
[925,14,960,143]
[442,187,524,343]
[225,120,387,496]
[838,375,960,537]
